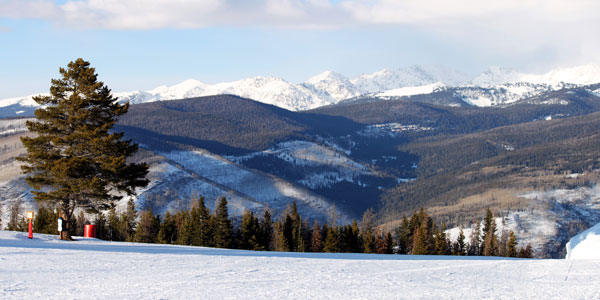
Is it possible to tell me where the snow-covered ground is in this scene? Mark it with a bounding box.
[1,230,599,299]
[566,222,600,260]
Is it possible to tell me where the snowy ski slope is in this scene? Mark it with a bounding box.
[1,231,599,299]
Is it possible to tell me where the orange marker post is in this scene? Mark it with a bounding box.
[26,211,34,239]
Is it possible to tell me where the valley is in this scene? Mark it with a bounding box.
[2,66,600,258]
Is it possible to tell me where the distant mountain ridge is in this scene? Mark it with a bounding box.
[2,64,600,117]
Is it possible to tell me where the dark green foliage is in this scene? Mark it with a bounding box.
[213,197,233,248]
[83,198,531,258]
[158,212,177,244]
[323,226,340,253]
[507,231,518,257]
[259,208,273,251]
[240,210,262,250]
[176,211,192,245]
[107,207,124,241]
[482,209,499,256]
[17,59,148,239]
[33,205,58,234]
[453,228,466,256]
[123,199,137,241]
[134,208,160,243]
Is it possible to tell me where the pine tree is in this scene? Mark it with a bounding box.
[241,210,261,250]
[0,200,3,230]
[95,213,107,240]
[213,197,233,248]
[33,205,58,234]
[363,229,374,253]
[259,208,273,251]
[107,207,123,241]
[158,211,177,244]
[482,218,498,256]
[122,199,137,242]
[383,232,394,254]
[507,230,518,257]
[411,224,429,255]
[17,59,149,240]
[323,226,340,253]
[395,215,410,254]
[176,211,192,245]
[455,227,466,256]
[134,208,160,243]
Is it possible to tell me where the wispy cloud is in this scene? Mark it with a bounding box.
[1,0,599,67]
[0,26,11,32]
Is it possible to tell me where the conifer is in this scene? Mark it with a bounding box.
[34,205,59,234]
[241,210,261,250]
[323,226,340,253]
[455,227,466,255]
[123,199,137,242]
[213,197,233,248]
[259,208,273,250]
[134,208,160,243]
[507,230,518,257]
[158,211,177,244]
[18,59,149,240]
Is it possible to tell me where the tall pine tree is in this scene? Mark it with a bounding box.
[18,59,149,240]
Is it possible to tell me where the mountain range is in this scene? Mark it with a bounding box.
[3,64,600,258]
[2,64,600,117]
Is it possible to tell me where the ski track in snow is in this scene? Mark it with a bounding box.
[1,231,599,299]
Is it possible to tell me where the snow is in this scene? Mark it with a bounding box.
[1,230,599,299]
[351,65,469,94]
[161,149,349,222]
[0,94,41,108]
[3,64,600,113]
[228,140,370,189]
[375,82,445,98]
[471,64,600,86]
[566,222,600,260]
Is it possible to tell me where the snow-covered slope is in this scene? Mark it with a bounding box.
[375,82,445,98]
[2,230,599,299]
[304,71,362,101]
[351,65,470,94]
[566,222,600,259]
[472,64,600,86]
[116,76,337,111]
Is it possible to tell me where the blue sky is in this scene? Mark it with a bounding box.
[1,0,599,98]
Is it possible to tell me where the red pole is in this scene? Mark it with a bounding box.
[28,221,33,239]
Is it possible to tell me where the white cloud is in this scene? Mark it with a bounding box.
[1,0,599,67]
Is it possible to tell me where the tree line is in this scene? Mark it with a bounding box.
[3,196,532,258]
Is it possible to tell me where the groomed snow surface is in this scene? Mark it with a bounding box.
[566,222,600,260]
[1,231,599,299]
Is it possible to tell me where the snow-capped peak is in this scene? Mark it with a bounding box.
[471,64,600,86]
[470,66,525,86]
[306,71,349,84]
[522,64,600,86]
[351,65,469,94]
